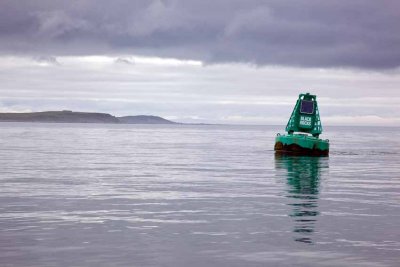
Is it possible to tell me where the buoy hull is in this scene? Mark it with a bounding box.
[274,134,329,157]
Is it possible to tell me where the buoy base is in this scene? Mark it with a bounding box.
[274,134,329,157]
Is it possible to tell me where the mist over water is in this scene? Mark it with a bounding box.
[0,123,399,267]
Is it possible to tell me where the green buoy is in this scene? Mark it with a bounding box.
[274,93,329,156]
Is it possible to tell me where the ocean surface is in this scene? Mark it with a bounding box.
[0,123,399,267]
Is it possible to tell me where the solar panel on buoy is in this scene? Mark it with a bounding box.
[300,100,314,114]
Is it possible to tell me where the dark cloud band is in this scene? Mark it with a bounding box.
[1,0,399,69]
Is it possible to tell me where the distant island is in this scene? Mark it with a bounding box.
[0,111,178,124]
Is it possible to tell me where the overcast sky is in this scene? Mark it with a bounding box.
[1,0,399,125]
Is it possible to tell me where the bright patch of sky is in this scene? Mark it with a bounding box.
[1,55,399,126]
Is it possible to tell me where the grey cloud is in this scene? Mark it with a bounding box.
[1,0,400,69]
[33,55,60,65]
[114,57,135,65]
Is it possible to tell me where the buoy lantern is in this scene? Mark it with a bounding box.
[274,93,329,156]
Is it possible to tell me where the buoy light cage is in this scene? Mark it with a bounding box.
[274,93,329,156]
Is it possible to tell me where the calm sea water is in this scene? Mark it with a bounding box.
[0,123,399,267]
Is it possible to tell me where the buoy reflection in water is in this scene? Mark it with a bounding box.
[275,155,329,244]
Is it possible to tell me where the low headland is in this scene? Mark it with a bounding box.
[0,110,178,124]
